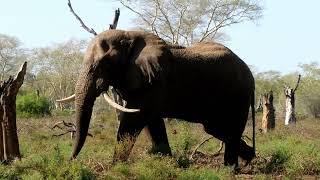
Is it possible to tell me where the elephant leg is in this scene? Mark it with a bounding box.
[145,118,172,155]
[239,139,255,162]
[203,125,239,166]
[224,138,240,167]
[113,112,146,162]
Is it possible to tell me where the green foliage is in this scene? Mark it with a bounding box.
[0,145,95,180]
[171,122,195,168]
[297,62,320,118]
[257,122,320,176]
[130,156,177,180]
[16,92,50,118]
[27,39,86,105]
[264,148,291,173]
[177,168,221,180]
[52,109,74,117]
[2,113,320,179]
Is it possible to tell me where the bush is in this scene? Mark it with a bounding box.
[16,93,51,117]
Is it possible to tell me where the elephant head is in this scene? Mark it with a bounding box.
[71,30,171,159]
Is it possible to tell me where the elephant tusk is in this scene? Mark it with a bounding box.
[102,92,140,113]
[56,92,139,113]
[56,94,75,103]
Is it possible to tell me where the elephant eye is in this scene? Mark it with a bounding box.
[100,40,109,51]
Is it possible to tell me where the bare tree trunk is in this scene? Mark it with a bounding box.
[284,88,296,125]
[284,75,301,126]
[261,91,275,133]
[0,62,27,162]
[0,104,4,161]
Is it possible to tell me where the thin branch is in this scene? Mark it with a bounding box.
[150,7,159,36]
[199,5,219,42]
[52,131,74,137]
[174,4,188,44]
[189,136,213,160]
[53,130,93,137]
[52,121,93,138]
[201,3,253,41]
[119,1,153,29]
[178,32,190,46]
[51,121,75,129]
[67,0,97,36]
[154,0,175,43]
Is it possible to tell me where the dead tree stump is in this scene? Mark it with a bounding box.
[261,91,275,133]
[0,62,27,162]
[284,75,301,125]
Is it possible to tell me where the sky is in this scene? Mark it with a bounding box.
[0,0,319,73]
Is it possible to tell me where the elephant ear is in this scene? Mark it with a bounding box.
[126,32,169,85]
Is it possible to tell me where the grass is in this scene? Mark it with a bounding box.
[0,112,320,179]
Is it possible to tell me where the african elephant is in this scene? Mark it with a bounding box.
[71,29,255,167]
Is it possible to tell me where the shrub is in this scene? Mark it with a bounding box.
[16,93,51,117]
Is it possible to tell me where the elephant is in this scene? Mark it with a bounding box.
[70,29,256,167]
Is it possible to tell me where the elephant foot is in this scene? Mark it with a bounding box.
[148,143,172,156]
[223,141,239,168]
[239,139,255,162]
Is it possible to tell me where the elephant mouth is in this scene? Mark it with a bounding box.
[56,88,140,113]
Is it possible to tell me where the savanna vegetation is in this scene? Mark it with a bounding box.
[1,0,320,178]
[0,110,320,179]
[0,31,319,179]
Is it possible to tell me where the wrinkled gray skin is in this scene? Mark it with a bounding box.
[72,29,255,167]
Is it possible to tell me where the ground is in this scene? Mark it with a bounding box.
[1,110,320,179]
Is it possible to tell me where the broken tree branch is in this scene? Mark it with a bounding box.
[52,121,93,139]
[67,0,97,36]
[293,74,301,92]
[0,62,27,162]
[66,1,124,121]
[109,8,120,29]
[284,74,301,125]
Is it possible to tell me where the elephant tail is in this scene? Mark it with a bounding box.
[251,90,256,156]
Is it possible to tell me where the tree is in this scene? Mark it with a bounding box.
[30,39,86,105]
[0,62,27,162]
[119,0,262,45]
[298,62,320,118]
[284,74,301,125]
[0,34,25,81]
[255,70,283,111]
[261,91,275,133]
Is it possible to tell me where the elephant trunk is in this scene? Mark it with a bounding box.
[71,71,98,159]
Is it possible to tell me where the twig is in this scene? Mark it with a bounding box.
[51,121,93,139]
[67,0,97,36]
[189,136,213,160]
[119,0,153,30]
[51,120,75,130]
[189,134,252,160]
[154,0,175,43]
